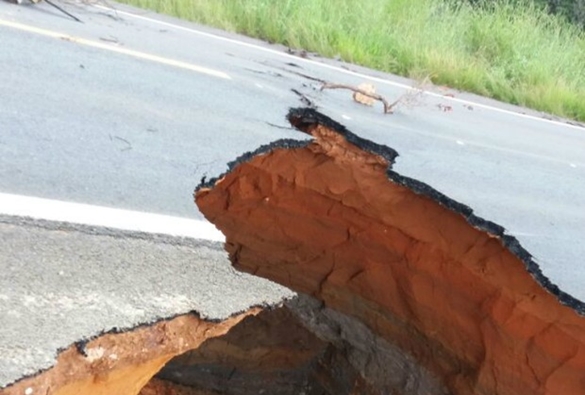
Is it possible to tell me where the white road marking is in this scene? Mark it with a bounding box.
[570,163,577,168]
[0,19,231,80]
[506,231,540,237]
[0,193,225,242]
[342,114,352,120]
[94,5,584,131]
[456,140,465,146]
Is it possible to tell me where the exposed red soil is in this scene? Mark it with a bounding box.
[195,110,585,395]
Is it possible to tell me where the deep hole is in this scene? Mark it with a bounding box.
[139,304,370,395]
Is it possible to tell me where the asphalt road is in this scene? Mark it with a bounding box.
[1,0,585,387]
[0,217,292,387]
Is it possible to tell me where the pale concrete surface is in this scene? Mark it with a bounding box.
[0,216,293,387]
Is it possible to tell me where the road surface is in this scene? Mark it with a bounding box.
[1,0,584,388]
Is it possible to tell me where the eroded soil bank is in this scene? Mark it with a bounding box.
[4,108,585,395]
[0,312,258,395]
[195,108,585,395]
[1,298,422,395]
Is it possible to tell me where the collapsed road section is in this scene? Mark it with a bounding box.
[3,216,407,395]
[195,108,585,395]
[3,109,584,395]
[0,218,295,395]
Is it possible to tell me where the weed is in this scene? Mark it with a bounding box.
[116,0,585,122]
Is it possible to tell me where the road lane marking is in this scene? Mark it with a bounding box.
[0,18,231,80]
[94,5,584,131]
[0,193,225,242]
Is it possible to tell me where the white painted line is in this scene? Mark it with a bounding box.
[342,114,352,120]
[456,140,465,146]
[506,231,540,237]
[0,193,225,242]
[94,5,584,131]
[0,19,230,80]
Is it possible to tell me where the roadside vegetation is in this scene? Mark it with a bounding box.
[117,0,585,122]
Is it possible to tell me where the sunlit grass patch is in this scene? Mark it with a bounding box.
[117,0,585,122]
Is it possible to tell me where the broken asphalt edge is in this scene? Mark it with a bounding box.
[1,307,277,391]
[3,107,580,393]
[0,216,293,391]
[195,106,585,317]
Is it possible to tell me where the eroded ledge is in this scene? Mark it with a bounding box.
[4,108,583,395]
[195,108,585,395]
[0,311,259,395]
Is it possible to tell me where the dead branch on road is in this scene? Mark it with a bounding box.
[45,0,83,22]
[18,0,83,22]
[320,83,401,114]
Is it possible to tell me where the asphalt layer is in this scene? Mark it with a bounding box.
[1,0,585,387]
[0,216,293,388]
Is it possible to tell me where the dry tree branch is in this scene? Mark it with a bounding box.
[22,0,83,22]
[44,0,83,22]
[320,83,401,114]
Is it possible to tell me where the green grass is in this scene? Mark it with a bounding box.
[117,0,585,122]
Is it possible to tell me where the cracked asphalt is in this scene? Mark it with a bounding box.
[1,0,585,387]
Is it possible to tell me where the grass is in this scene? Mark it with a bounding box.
[116,0,585,122]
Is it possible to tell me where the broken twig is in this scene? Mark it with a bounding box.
[266,122,294,131]
[44,0,83,23]
[109,134,132,151]
[320,83,400,114]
